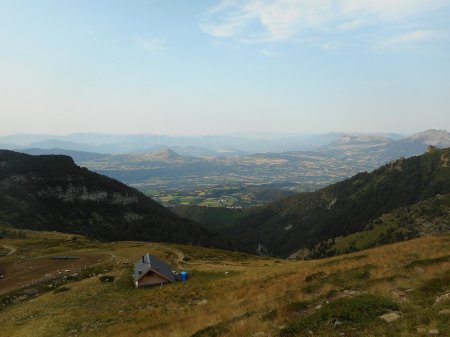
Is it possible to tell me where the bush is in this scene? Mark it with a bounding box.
[99,275,115,283]
[417,271,450,299]
[54,287,70,293]
[404,255,450,270]
[286,300,310,313]
[260,309,277,321]
[281,294,399,336]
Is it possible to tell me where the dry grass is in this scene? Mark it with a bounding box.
[0,231,449,337]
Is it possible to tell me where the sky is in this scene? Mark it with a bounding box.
[0,0,450,136]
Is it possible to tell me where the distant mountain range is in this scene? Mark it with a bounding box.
[0,150,228,248]
[319,129,450,157]
[1,129,447,159]
[0,131,411,155]
[4,129,448,208]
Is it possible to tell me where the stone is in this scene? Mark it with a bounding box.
[252,332,265,337]
[197,299,208,305]
[23,288,38,296]
[391,290,408,302]
[429,329,439,335]
[417,327,426,334]
[438,309,450,315]
[380,312,401,323]
[17,295,28,301]
[343,289,362,296]
[315,304,322,310]
[435,292,450,304]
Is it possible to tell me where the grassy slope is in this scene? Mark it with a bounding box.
[305,193,450,257]
[1,229,449,337]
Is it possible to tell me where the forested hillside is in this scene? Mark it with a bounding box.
[0,150,229,248]
[214,147,450,257]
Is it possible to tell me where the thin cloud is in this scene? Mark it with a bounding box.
[260,48,281,58]
[337,19,366,31]
[200,0,450,46]
[134,37,167,55]
[378,30,446,51]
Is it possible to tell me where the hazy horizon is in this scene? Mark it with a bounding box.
[0,129,421,140]
[1,1,450,136]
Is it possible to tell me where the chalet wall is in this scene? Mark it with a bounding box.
[138,271,171,287]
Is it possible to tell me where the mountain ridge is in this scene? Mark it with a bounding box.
[0,150,228,248]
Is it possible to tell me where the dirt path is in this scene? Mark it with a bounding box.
[174,249,185,263]
[168,248,185,268]
[0,253,109,294]
[1,245,17,256]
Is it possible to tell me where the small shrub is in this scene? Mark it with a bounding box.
[286,300,310,313]
[305,271,326,282]
[302,283,321,294]
[99,275,115,283]
[280,294,399,336]
[190,322,229,337]
[320,255,368,267]
[417,271,450,299]
[325,265,375,287]
[190,312,255,337]
[404,255,450,270]
[54,287,70,293]
[260,309,277,321]
[303,265,375,294]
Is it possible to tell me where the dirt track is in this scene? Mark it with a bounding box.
[0,254,108,294]
[1,245,17,256]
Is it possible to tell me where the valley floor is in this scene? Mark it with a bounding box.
[0,230,449,337]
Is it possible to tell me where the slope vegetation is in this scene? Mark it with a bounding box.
[0,229,449,337]
[219,147,450,257]
[0,150,225,247]
[306,193,450,258]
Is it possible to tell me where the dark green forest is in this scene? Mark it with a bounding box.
[226,147,450,256]
[0,150,232,249]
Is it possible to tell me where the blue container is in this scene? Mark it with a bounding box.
[180,271,188,282]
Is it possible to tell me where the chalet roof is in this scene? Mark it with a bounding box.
[134,253,175,283]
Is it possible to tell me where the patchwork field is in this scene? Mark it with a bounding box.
[0,229,449,337]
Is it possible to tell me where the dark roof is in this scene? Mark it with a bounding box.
[134,253,175,283]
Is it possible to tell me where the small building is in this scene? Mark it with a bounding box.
[133,253,175,288]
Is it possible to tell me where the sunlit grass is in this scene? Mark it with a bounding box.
[1,231,449,337]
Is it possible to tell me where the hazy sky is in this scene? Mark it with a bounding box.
[1,0,450,136]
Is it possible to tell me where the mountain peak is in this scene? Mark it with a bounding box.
[334,134,391,145]
[407,129,450,147]
[150,148,182,160]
